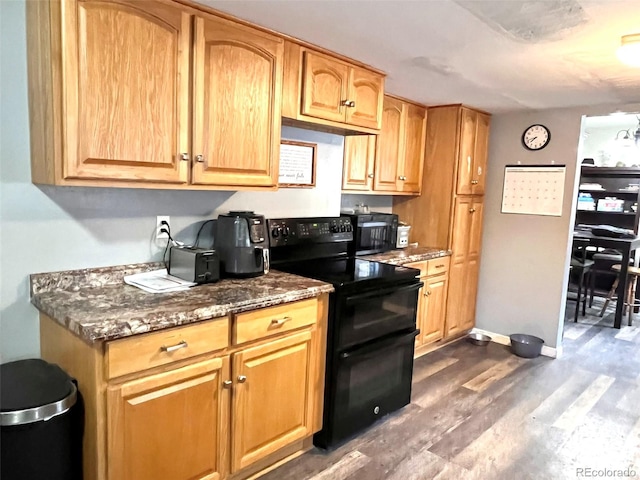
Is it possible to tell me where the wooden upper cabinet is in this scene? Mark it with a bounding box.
[345,67,385,129]
[401,104,427,193]
[286,44,385,133]
[342,135,376,191]
[301,51,350,123]
[192,15,283,187]
[343,96,426,195]
[456,108,490,195]
[63,0,190,183]
[374,97,405,192]
[107,358,230,480]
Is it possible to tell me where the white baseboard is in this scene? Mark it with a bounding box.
[470,328,561,359]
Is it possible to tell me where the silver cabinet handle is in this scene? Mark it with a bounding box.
[341,100,355,107]
[398,175,407,181]
[469,208,476,213]
[471,180,479,185]
[160,340,188,353]
[223,380,233,388]
[423,290,431,297]
[368,173,374,178]
[195,154,205,163]
[237,375,247,383]
[435,264,445,269]
[271,316,291,326]
[179,153,189,162]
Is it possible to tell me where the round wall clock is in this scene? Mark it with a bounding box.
[522,124,550,151]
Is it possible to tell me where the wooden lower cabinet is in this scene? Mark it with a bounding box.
[231,331,314,472]
[107,358,230,480]
[445,197,484,337]
[407,258,450,353]
[39,294,329,480]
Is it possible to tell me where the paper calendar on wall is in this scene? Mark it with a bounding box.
[501,165,566,216]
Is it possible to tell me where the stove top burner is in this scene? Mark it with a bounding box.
[275,256,419,290]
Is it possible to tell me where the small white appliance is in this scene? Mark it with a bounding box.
[396,224,411,248]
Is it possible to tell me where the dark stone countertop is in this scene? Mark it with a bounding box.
[362,246,451,265]
[30,263,333,344]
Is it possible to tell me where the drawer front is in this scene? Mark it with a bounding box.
[107,317,229,379]
[405,260,428,277]
[427,256,450,276]
[233,298,318,345]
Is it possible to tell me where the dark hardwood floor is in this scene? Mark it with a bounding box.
[261,297,640,480]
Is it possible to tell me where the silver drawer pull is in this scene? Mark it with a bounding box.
[271,316,292,326]
[471,180,479,185]
[435,264,445,269]
[237,375,247,383]
[160,340,188,353]
[223,380,233,388]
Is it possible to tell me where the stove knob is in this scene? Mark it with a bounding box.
[282,226,290,237]
[330,225,340,233]
[271,227,281,238]
[340,224,346,232]
[346,224,352,232]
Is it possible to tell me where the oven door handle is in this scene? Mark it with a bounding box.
[339,329,420,362]
[344,281,423,305]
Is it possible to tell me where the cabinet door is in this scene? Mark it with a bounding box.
[456,108,477,195]
[345,66,384,129]
[231,331,314,472]
[192,16,283,187]
[402,104,427,194]
[460,259,480,331]
[445,197,484,336]
[107,358,230,480]
[374,97,405,192]
[301,51,349,123]
[472,113,490,195]
[64,0,190,183]
[342,135,376,191]
[423,274,448,345]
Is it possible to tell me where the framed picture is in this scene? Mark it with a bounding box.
[278,140,317,187]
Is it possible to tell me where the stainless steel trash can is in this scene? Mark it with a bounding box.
[1,359,83,480]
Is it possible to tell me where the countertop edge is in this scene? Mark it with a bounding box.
[32,283,334,344]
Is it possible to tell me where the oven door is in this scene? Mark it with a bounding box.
[335,281,421,349]
[319,329,419,447]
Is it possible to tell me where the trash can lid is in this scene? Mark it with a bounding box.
[1,359,77,426]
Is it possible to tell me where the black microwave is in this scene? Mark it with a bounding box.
[342,213,398,255]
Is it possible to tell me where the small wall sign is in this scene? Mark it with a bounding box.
[278,140,317,188]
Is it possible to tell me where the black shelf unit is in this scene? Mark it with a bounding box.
[576,166,640,233]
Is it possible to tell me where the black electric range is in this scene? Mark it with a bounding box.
[268,216,422,449]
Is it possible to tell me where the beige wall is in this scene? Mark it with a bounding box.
[477,103,640,349]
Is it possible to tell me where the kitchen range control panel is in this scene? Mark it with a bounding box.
[268,217,353,247]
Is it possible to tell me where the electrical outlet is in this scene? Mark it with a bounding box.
[156,216,170,240]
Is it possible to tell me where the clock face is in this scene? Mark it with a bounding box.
[522,124,550,150]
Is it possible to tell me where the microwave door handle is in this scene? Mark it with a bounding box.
[339,330,420,362]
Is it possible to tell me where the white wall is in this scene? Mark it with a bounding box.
[477,103,640,349]
[0,0,356,362]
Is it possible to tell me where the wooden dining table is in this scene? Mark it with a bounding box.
[573,230,640,328]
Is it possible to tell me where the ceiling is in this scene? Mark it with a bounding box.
[203,0,640,114]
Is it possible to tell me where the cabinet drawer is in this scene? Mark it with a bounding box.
[405,260,428,277]
[427,256,450,276]
[233,298,317,345]
[106,317,229,379]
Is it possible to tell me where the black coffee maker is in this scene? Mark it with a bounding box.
[215,211,269,277]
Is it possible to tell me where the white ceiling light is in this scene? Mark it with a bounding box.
[617,34,640,67]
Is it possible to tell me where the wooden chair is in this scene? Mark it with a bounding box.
[568,238,594,322]
[599,264,640,326]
